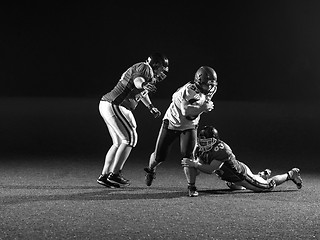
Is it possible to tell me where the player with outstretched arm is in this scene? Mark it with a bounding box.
[144,66,218,196]
[181,125,303,196]
[97,53,169,188]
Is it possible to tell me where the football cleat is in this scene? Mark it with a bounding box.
[188,185,199,197]
[144,167,156,186]
[118,170,130,184]
[288,168,303,189]
[258,169,272,180]
[226,181,246,190]
[97,174,120,188]
[107,173,130,186]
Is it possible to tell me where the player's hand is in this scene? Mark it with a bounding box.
[142,82,157,93]
[205,100,214,112]
[181,158,198,168]
[148,105,161,118]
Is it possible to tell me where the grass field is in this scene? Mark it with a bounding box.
[0,98,319,239]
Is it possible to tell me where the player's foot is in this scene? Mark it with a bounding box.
[258,169,272,180]
[188,185,199,197]
[118,170,130,184]
[107,173,130,186]
[144,167,156,186]
[226,181,246,190]
[287,168,302,189]
[97,174,120,188]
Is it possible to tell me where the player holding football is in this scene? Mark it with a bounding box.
[181,125,303,196]
[97,53,169,188]
[144,66,218,196]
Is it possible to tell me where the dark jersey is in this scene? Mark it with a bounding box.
[195,140,235,164]
[196,140,247,182]
[101,62,154,111]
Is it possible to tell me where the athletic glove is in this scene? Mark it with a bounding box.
[181,158,198,168]
[142,82,157,93]
[148,104,161,118]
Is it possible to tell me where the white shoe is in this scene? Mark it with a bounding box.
[188,185,199,197]
[288,168,302,189]
[258,169,272,180]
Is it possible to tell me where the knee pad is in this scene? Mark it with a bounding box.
[121,139,136,148]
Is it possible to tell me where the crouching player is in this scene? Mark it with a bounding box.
[181,125,303,197]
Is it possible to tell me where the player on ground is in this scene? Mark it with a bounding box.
[144,66,218,196]
[97,53,169,188]
[181,126,303,196]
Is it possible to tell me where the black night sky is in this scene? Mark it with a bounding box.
[1,1,320,102]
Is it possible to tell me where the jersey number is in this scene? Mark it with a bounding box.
[214,143,224,152]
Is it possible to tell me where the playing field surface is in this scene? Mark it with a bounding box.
[1,98,319,239]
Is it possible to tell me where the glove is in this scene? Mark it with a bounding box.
[148,104,161,118]
[181,158,198,168]
[142,82,157,93]
[205,100,214,112]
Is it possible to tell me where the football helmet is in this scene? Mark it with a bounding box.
[147,53,169,82]
[194,66,217,94]
[197,125,219,152]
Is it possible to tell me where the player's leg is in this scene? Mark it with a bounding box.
[116,114,137,183]
[269,168,302,189]
[180,128,198,197]
[231,169,271,190]
[150,120,177,168]
[239,164,275,192]
[97,101,121,188]
[107,105,137,186]
[101,123,120,175]
[144,120,178,186]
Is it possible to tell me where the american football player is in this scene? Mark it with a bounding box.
[97,53,169,188]
[144,66,218,196]
[181,126,303,196]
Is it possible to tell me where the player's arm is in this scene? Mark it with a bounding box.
[181,158,222,174]
[134,77,161,118]
[140,92,151,105]
[182,85,213,116]
[180,98,213,116]
[134,77,157,92]
[141,95,161,118]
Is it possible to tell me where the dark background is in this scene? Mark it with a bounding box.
[1,1,320,164]
[1,1,320,102]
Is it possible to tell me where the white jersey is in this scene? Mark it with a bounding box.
[164,82,212,131]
